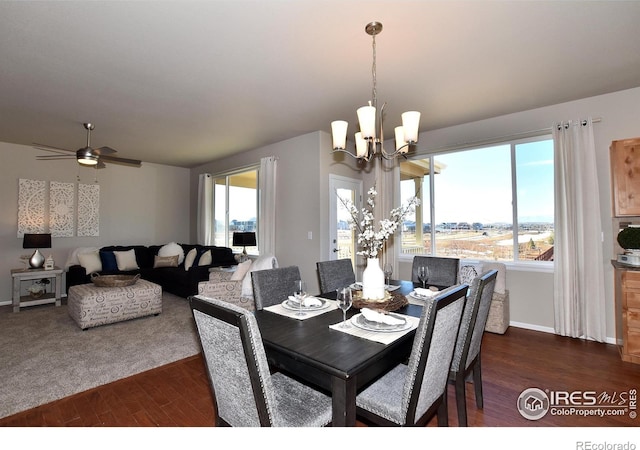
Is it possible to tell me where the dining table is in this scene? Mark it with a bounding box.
[254,279,442,427]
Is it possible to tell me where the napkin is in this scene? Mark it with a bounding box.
[361,308,405,325]
[288,295,322,307]
[414,287,438,298]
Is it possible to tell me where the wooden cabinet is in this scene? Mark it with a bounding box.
[610,137,640,216]
[613,264,640,364]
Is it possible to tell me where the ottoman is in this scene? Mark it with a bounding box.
[68,279,162,330]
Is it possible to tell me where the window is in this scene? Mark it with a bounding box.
[400,136,554,263]
[213,168,259,255]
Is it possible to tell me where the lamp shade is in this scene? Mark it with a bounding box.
[23,233,51,249]
[331,121,348,150]
[401,111,420,144]
[357,103,376,140]
[232,232,257,247]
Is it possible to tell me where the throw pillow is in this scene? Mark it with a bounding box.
[184,248,197,271]
[78,251,102,274]
[158,242,185,265]
[114,249,140,271]
[198,249,212,266]
[231,260,252,281]
[65,246,99,270]
[99,251,118,272]
[241,254,278,297]
[153,255,179,268]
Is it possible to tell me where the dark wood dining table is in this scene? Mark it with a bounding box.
[253,279,428,427]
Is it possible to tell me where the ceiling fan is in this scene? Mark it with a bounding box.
[33,122,142,168]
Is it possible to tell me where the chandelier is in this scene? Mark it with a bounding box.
[331,21,420,162]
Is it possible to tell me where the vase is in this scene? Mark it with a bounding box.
[362,257,386,300]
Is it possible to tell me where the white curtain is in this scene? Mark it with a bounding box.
[552,118,606,342]
[259,156,278,255]
[197,173,213,245]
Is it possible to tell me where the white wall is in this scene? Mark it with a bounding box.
[0,142,191,304]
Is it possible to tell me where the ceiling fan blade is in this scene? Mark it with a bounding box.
[36,155,75,160]
[100,154,142,166]
[32,143,75,155]
[93,146,117,155]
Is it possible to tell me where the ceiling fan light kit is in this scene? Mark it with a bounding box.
[33,122,141,168]
[331,21,421,163]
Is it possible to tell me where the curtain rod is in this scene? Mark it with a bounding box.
[421,117,602,155]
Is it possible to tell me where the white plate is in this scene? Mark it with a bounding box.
[409,290,438,300]
[350,312,411,333]
[351,282,400,292]
[281,298,329,312]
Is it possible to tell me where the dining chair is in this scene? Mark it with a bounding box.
[189,295,333,427]
[251,265,301,310]
[316,258,356,293]
[449,269,498,426]
[411,255,460,288]
[355,284,468,427]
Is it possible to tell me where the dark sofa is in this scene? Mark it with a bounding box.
[66,243,237,298]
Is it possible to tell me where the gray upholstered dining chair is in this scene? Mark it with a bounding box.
[316,258,356,293]
[355,284,468,427]
[189,295,333,427]
[411,255,460,288]
[449,269,498,426]
[251,266,301,310]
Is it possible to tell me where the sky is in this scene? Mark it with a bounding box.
[401,139,554,226]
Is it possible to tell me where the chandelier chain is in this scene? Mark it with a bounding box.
[371,33,377,106]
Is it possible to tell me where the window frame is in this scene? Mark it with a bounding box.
[211,164,260,255]
[398,134,554,273]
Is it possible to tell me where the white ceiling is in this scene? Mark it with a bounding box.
[2,1,640,168]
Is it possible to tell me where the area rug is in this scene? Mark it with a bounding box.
[0,292,200,419]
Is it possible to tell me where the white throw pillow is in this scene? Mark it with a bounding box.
[114,249,140,271]
[184,248,197,271]
[241,254,278,297]
[231,260,252,281]
[198,250,212,266]
[65,246,99,270]
[158,242,185,265]
[78,251,102,273]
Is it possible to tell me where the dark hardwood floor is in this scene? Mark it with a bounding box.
[1,327,638,428]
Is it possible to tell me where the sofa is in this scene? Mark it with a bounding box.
[197,254,279,311]
[66,243,237,298]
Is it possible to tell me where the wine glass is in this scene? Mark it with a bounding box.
[336,287,353,328]
[383,263,393,287]
[294,280,307,317]
[418,266,429,289]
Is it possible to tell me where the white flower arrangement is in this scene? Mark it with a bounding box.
[339,185,420,258]
[26,279,50,294]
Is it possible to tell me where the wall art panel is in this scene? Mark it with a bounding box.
[77,183,100,237]
[17,178,45,237]
[49,181,75,237]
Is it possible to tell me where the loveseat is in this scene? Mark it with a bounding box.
[66,243,237,298]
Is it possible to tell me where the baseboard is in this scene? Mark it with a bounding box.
[509,321,617,345]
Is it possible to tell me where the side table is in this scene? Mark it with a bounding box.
[11,266,63,313]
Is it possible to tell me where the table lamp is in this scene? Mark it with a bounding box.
[23,233,52,269]
[232,232,256,261]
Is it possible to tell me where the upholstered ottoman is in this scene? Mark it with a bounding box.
[68,279,162,330]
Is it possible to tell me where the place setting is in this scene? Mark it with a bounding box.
[263,280,337,320]
[329,287,419,345]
